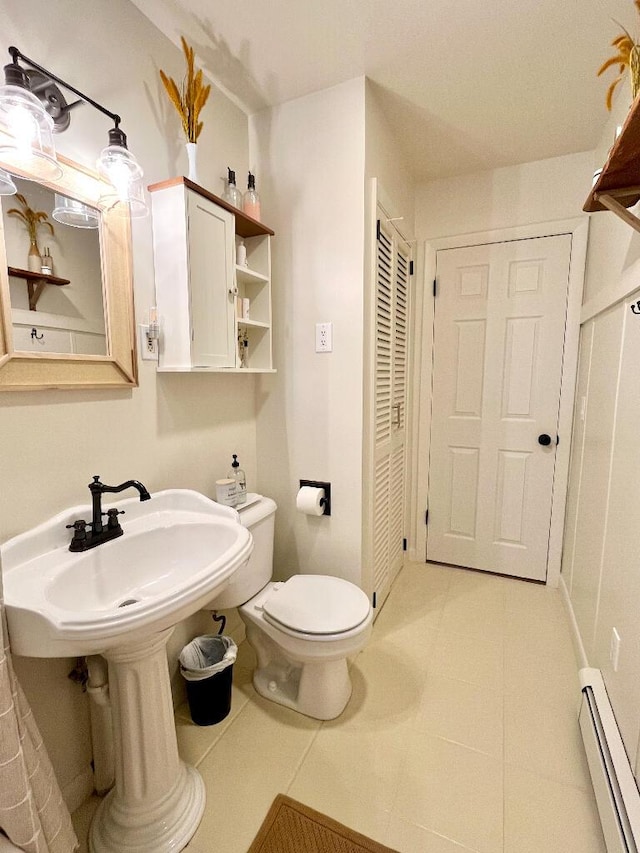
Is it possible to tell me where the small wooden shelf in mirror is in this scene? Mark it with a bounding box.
[7,266,70,311]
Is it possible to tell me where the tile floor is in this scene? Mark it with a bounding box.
[72,561,606,852]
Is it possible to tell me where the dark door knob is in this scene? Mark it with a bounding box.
[538,433,552,446]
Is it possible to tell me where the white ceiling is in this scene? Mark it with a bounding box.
[132,0,633,181]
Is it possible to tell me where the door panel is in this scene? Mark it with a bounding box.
[188,193,235,368]
[427,235,571,580]
[372,217,411,606]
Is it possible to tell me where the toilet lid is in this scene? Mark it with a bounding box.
[262,575,371,635]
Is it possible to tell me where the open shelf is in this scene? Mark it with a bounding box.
[7,266,71,311]
[584,93,640,232]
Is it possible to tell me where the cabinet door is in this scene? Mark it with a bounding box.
[187,191,235,368]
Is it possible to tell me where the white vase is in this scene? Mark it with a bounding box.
[185,142,198,183]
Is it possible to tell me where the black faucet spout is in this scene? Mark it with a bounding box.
[95,479,152,501]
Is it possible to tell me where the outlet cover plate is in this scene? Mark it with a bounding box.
[138,324,158,361]
[315,322,333,352]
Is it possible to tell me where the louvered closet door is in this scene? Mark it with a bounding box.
[373,218,410,607]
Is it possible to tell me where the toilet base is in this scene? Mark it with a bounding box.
[253,657,352,720]
[243,619,355,720]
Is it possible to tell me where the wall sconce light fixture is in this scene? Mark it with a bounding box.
[0,46,147,215]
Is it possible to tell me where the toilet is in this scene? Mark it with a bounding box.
[207,494,373,720]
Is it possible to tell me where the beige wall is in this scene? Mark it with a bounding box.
[250,78,367,586]
[415,150,594,240]
[365,82,415,236]
[249,76,416,593]
[2,0,256,806]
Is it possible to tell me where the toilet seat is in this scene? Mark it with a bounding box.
[261,574,370,636]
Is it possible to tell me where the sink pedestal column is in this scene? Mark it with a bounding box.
[89,629,205,853]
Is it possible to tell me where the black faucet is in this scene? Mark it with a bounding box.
[67,475,151,552]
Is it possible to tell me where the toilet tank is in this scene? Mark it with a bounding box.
[206,494,277,610]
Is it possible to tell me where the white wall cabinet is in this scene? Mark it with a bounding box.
[149,177,275,372]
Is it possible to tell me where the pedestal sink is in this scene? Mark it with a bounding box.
[1,489,252,853]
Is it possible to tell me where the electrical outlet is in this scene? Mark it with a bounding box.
[315,322,333,352]
[610,627,621,672]
[139,324,158,361]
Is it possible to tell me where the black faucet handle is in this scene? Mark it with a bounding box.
[66,519,88,548]
[106,508,125,530]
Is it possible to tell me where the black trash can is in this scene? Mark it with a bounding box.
[179,635,237,726]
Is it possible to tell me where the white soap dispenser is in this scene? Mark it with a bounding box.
[228,454,247,505]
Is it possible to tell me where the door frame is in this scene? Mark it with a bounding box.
[410,217,589,587]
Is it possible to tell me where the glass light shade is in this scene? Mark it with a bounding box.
[0,167,16,195]
[0,83,62,180]
[98,175,148,219]
[96,143,147,217]
[52,193,100,228]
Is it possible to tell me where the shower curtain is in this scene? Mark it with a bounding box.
[0,556,78,852]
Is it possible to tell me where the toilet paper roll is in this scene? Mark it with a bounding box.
[296,486,325,516]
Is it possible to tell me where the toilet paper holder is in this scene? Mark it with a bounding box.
[299,479,331,516]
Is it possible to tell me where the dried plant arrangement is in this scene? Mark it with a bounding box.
[7,193,54,251]
[598,1,640,110]
[160,37,211,142]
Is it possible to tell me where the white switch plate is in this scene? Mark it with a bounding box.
[139,324,158,361]
[315,322,333,352]
[610,627,621,672]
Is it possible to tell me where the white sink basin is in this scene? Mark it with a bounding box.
[1,489,253,657]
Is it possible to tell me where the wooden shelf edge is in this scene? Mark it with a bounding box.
[7,266,71,311]
[7,266,70,286]
[147,176,274,238]
[584,91,640,213]
[593,193,640,233]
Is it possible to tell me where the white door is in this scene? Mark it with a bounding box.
[427,235,571,581]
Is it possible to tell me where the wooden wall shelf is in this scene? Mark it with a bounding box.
[584,94,640,233]
[7,266,71,311]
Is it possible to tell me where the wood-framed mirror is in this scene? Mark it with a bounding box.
[0,151,138,390]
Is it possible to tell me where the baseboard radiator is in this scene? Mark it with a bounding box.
[579,668,640,852]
